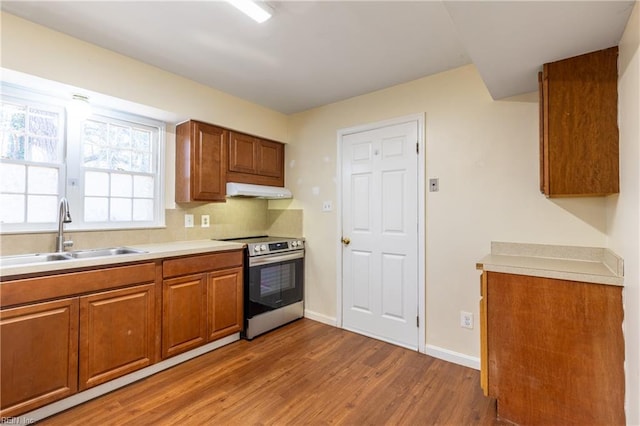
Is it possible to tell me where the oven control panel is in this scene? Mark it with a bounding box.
[249,239,304,255]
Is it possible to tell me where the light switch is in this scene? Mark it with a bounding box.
[429,178,439,192]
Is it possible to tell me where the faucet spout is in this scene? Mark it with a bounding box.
[56,197,73,252]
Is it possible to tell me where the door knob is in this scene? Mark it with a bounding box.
[341,237,351,246]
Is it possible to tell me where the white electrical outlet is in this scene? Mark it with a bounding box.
[460,311,473,329]
[322,201,333,212]
[184,214,194,228]
[201,215,210,228]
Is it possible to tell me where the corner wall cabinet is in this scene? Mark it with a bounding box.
[480,271,625,425]
[175,120,228,202]
[162,251,243,358]
[539,46,619,197]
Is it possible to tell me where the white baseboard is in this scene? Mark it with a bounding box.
[20,333,240,424]
[425,344,480,370]
[304,309,337,326]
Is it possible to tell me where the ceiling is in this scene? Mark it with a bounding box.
[1,1,635,114]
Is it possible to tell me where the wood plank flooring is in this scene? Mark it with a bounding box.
[40,319,501,425]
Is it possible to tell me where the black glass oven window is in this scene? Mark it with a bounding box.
[260,263,296,297]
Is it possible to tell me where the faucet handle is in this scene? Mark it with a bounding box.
[63,240,74,249]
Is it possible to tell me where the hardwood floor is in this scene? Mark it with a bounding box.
[40,319,500,425]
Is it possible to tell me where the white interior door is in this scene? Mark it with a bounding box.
[341,120,419,350]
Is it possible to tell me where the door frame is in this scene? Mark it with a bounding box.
[335,113,426,353]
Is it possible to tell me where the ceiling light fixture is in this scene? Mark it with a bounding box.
[225,0,273,23]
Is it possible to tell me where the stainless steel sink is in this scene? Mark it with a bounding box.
[69,247,147,259]
[0,252,73,267]
[0,247,147,267]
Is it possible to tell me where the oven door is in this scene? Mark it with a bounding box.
[247,251,304,317]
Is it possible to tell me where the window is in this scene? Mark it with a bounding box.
[0,84,165,233]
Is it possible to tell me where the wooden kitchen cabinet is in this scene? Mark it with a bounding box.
[539,46,619,197]
[162,250,243,358]
[162,273,208,358]
[0,262,158,417]
[0,298,79,418]
[79,283,156,390]
[228,131,284,187]
[481,271,625,425]
[175,120,228,202]
[207,267,243,342]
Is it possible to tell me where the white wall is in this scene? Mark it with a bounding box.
[608,2,640,424]
[280,64,609,358]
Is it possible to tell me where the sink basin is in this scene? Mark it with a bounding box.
[0,252,73,267]
[0,247,147,267]
[69,247,148,259]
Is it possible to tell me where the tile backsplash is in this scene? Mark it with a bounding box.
[0,198,303,255]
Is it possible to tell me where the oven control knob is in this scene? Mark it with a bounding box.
[254,246,261,252]
[296,240,303,247]
[291,241,297,247]
[260,244,267,251]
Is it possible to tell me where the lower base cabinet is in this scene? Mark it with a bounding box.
[79,284,156,390]
[0,298,79,418]
[162,263,243,358]
[1,249,244,418]
[0,262,156,417]
[481,271,625,425]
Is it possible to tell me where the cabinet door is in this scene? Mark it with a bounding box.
[487,272,624,425]
[79,284,156,390]
[207,267,243,342]
[175,120,227,202]
[540,47,619,197]
[257,139,284,179]
[229,131,258,174]
[162,274,207,358]
[0,298,79,417]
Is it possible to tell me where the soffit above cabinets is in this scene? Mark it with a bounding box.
[1,1,635,114]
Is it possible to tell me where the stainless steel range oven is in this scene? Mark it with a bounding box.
[224,236,304,339]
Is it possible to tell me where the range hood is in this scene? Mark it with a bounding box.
[226,182,292,199]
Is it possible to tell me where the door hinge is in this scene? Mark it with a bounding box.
[416,142,419,154]
[416,316,419,327]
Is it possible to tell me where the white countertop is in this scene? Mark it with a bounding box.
[477,241,624,286]
[0,240,245,279]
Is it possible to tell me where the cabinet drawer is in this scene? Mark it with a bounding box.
[1,262,157,308]
[163,250,243,279]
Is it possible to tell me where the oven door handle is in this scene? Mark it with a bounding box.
[249,251,304,266]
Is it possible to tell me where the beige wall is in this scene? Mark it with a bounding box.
[0,13,289,142]
[282,64,609,357]
[2,7,638,421]
[0,12,298,254]
[608,2,640,423]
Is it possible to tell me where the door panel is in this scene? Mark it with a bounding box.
[342,121,418,349]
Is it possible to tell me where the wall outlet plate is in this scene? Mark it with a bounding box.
[460,311,473,329]
[322,201,333,212]
[184,214,194,228]
[201,215,210,228]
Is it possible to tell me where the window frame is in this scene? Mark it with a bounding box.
[0,83,166,234]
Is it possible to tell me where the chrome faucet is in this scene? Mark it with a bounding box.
[56,197,73,252]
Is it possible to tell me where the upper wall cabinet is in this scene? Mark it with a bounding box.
[539,46,619,197]
[228,131,285,187]
[175,120,227,203]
